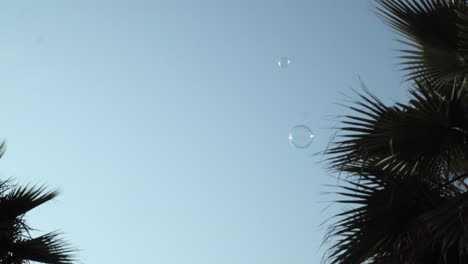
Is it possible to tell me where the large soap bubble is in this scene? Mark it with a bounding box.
[289,125,314,148]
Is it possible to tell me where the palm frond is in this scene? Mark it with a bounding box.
[0,185,60,222]
[414,189,468,260]
[9,232,76,264]
[326,79,468,183]
[374,0,468,83]
[324,165,468,264]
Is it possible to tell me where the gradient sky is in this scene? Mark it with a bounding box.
[0,1,410,263]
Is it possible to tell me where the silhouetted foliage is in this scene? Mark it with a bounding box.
[323,1,468,264]
[0,142,76,264]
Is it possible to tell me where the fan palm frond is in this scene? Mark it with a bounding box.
[0,185,60,222]
[0,179,76,264]
[375,0,468,83]
[8,232,76,264]
[324,165,468,264]
[326,79,468,183]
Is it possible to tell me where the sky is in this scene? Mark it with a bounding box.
[0,1,410,264]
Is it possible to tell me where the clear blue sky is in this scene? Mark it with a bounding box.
[0,1,409,263]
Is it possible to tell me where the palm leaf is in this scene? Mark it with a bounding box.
[374,0,468,83]
[9,232,76,264]
[0,185,60,222]
[323,166,468,264]
[0,181,76,264]
[326,79,468,183]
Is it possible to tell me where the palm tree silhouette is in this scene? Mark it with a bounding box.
[0,142,75,264]
[323,1,468,264]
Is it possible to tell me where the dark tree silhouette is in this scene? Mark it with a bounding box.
[0,142,76,264]
[323,1,468,264]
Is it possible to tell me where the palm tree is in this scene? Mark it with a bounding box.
[323,1,468,264]
[375,0,468,84]
[0,142,75,264]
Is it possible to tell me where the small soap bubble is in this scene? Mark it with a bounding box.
[289,125,314,149]
[278,57,291,68]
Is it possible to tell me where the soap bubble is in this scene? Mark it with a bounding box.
[289,125,314,149]
[278,57,291,68]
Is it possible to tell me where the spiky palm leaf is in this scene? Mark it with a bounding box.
[0,186,60,222]
[0,141,77,264]
[324,1,468,264]
[8,232,75,264]
[324,164,468,264]
[375,0,468,83]
[326,79,468,185]
[0,183,76,264]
